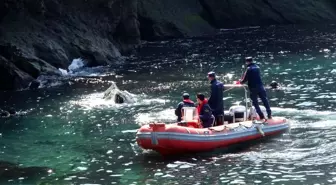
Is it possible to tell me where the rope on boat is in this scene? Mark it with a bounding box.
[256,125,265,136]
[223,86,236,92]
[151,132,158,145]
[252,119,266,136]
[239,123,250,129]
[209,126,227,132]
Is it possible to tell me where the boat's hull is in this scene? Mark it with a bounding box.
[136,117,289,155]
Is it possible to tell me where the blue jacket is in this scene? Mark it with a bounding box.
[208,79,224,116]
[175,99,195,121]
[241,63,264,90]
[198,102,214,128]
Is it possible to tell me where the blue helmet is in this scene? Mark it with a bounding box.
[245,57,253,62]
[207,71,216,78]
[182,92,190,98]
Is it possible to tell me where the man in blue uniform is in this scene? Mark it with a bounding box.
[207,71,224,126]
[239,57,272,120]
[175,92,196,122]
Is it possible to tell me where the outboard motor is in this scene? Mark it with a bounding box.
[229,105,247,123]
[248,106,267,119]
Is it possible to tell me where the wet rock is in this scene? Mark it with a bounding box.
[113,0,141,53]
[8,108,16,115]
[0,110,10,118]
[0,107,17,118]
[29,79,41,90]
[0,44,60,78]
[0,56,34,90]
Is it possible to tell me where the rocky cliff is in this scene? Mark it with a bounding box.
[1,0,336,90]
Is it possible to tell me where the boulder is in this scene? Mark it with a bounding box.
[0,56,33,90]
[29,79,41,90]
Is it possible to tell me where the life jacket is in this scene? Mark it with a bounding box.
[182,99,195,106]
[197,98,208,114]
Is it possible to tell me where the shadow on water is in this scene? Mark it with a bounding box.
[0,161,53,185]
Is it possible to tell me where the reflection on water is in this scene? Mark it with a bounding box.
[1,24,336,184]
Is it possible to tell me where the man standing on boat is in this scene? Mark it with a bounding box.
[207,71,224,126]
[175,92,196,122]
[239,57,272,120]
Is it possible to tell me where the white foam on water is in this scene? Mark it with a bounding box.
[135,98,169,105]
[121,129,138,133]
[69,93,120,110]
[135,109,176,125]
[306,120,336,129]
[69,92,168,111]
[295,101,317,107]
[58,58,85,76]
[38,58,116,89]
[57,58,115,78]
[271,107,336,116]
[58,68,68,76]
[68,58,85,72]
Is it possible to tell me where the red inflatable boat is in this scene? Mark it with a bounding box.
[136,117,288,155]
[136,84,289,155]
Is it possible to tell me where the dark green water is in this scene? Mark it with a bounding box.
[2,24,336,185]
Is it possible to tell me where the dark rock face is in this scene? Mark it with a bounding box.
[138,0,215,40]
[1,0,336,90]
[0,56,34,90]
[0,0,140,90]
[200,0,336,28]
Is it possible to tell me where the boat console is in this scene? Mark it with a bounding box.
[224,105,268,124]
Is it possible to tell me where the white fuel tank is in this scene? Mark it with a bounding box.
[229,105,247,122]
